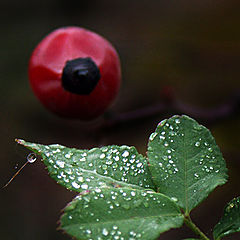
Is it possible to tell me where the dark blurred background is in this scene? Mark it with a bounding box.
[1,1,240,239]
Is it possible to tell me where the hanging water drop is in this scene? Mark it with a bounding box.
[27,153,37,163]
[3,152,38,188]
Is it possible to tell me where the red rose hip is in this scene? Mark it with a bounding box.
[28,27,121,120]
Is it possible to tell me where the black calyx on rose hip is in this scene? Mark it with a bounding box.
[62,57,101,95]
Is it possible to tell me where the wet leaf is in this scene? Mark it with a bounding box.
[213,196,240,240]
[147,115,228,213]
[16,139,155,192]
[61,188,184,240]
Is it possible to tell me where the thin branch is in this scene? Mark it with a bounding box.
[103,92,240,128]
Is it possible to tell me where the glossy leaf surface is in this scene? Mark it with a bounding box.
[213,196,240,240]
[16,139,155,192]
[147,115,228,213]
[61,188,184,240]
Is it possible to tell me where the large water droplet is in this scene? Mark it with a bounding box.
[27,153,37,163]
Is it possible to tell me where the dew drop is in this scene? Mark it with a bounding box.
[171,197,178,202]
[72,182,80,189]
[112,162,118,168]
[122,151,129,157]
[136,163,142,168]
[175,119,180,124]
[102,228,109,236]
[102,164,108,170]
[194,173,199,179]
[27,153,37,163]
[45,152,50,157]
[81,183,88,189]
[149,132,157,141]
[195,141,200,147]
[56,160,65,168]
[158,119,167,126]
[226,203,235,212]
[162,156,168,161]
[208,147,213,152]
[65,153,71,159]
[159,135,165,140]
[131,191,136,196]
[106,159,113,165]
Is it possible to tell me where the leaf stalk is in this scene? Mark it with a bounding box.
[184,216,210,240]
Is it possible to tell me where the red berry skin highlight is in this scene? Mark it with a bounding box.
[28,27,121,120]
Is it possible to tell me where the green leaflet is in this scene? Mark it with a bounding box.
[61,188,184,240]
[213,196,240,240]
[147,115,228,213]
[16,139,155,192]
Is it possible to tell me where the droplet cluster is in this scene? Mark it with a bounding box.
[148,117,180,182]
[96,146,153,188]
[61,188,182,240]
[225,197,240,214]
[148,115,227,210]
[39,143,154,192]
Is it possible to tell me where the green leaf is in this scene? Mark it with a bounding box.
[61,188,184,240]
[16,139,155,192]
[213,196,240,240]
[147,115,228,213]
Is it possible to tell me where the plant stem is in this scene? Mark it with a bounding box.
[184,216,210,240]
[102,92,240,128]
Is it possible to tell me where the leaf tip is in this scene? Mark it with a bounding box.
[15,138,25,145]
